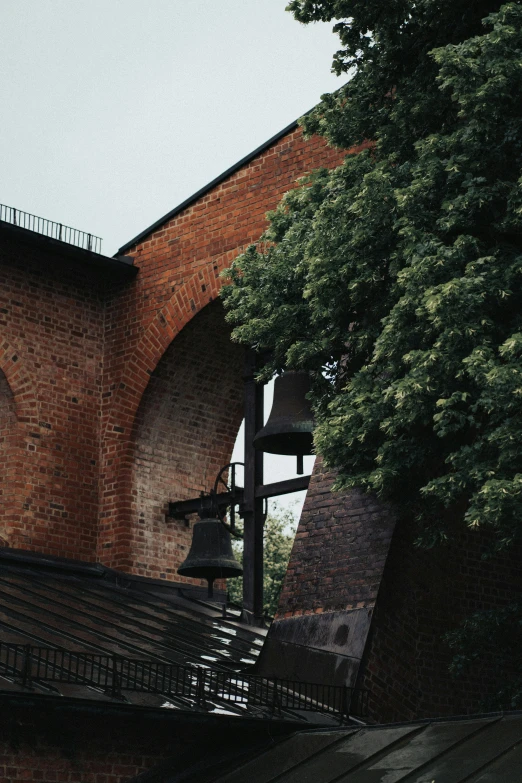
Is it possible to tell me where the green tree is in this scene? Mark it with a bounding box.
[222,2,522,700]
[227,505,298,617]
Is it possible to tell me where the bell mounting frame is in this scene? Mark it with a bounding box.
[212,462,245,538]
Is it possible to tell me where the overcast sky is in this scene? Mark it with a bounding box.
[1,1,340,515]
[1,1,341,256]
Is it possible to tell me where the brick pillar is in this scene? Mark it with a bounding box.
[255,457,396,688]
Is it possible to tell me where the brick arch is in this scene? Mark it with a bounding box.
[104,268,221,439]
[97,273,241,571]
[0,341,39,422]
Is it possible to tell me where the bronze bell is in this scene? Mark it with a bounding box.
[253,370,314,456]
[177,516,242,598]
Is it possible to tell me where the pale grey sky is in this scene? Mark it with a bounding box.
[1,1,340,256]
[1,1,338,514]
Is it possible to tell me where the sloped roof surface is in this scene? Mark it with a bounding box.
[0,561,263,668]
[209,714,522,783]
[0,557,272,716]
[0,557,349,725]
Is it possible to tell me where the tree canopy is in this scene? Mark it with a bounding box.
[221,1,522,701]
[222,0,522,550]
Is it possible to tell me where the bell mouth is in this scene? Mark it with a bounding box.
[177,561,243,579]
[252,370,315,456]
[253,426,314,456]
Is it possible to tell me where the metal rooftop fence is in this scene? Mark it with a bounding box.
[0,204,102,254]
[0,643,368,722]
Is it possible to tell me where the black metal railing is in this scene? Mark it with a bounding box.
[0,204,102,253]
[0,644,368,721]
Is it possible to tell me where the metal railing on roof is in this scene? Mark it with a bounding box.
[0,643,368,722]
[0,204,102,254]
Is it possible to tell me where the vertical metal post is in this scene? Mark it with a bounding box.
[242,349,264,625]
[110,654,122,698]
[196,667,205,706]
[21,644,32,688]
[340,685,350,724]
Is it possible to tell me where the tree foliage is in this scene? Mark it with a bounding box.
[221,1,522,695]
[227,505,297,618]
[222,1,522,546]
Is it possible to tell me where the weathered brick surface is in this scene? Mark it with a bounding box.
[97,128,349,572]
[0,125,348,578]
[0,741,155,782]
[0,244,105,559]
[274,457,522,722]
[0,369,17,548]
[0,700,177,781]
[129,300,243,581]
[361,521,522,723]
[0,704,281,782]
[276,456,396,618]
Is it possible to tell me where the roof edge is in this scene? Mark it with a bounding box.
[0,546,224,601]
[0,220,136,273]
[116,118,300,255]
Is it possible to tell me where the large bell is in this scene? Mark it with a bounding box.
[253,370,314,456]
[177,516,242,598]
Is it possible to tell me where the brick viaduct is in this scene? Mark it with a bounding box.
[1,118,520,725]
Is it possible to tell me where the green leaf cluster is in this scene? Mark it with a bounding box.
[227,505,297,618]
[221,1,522,694]
[222,1,522,544]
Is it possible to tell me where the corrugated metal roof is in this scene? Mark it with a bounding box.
[208,714,522,783]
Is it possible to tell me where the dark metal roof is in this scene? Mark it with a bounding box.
[116,119,300,256]
[207,713,522,783]
[0,218,136,275]
[0,554,266,713]
[0,556,264,665]
[0,553,353,724]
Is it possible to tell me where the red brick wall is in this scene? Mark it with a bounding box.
[96,128,348,573]
[0,369,17,548]
[129,300,243,580]
[0,703,282,783]
[0,741,155,782]
[276,457,396,618]
[0,241,105,560]
[0,126,348,575]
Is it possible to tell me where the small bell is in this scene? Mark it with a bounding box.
[177,516,242,598]
[253,371,314,456]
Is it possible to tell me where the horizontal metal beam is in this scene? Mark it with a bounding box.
[167,476,311,520]
[255,475,310,499]
[168,491,243,520]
